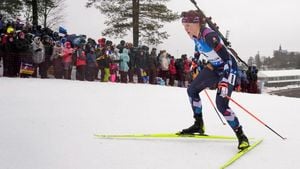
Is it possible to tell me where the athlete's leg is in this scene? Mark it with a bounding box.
[180,68,219,134]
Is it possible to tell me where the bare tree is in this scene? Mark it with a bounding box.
[38,0,65,29]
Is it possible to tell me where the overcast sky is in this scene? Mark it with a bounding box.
[64,0,300,60]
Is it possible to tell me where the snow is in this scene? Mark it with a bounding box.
[0,78,300,169]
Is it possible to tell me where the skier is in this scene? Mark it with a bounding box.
[179,10,249,150]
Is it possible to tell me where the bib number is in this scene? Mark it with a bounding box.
[228,73,236,85]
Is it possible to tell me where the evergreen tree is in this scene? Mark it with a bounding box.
[0,0,24,17]
[86,0,180,47]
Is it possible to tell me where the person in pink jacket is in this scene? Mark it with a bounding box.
[62,42,74,79]
[75,46,86,81]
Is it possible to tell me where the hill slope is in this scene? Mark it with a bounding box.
[0,78,299,169]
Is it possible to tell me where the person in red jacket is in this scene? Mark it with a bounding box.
[62,41,74,79]
[168,56,177,86]
[75,45,86,81]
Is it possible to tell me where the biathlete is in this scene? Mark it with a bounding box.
[179,10,249,150]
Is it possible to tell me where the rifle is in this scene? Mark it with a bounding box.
[190,0,249,68]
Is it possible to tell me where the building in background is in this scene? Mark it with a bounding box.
[258,69,300,88]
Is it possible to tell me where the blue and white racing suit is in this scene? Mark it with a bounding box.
[187,27,241,130]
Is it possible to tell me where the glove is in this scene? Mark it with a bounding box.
[217,80,229,98]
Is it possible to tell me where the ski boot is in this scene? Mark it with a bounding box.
[178,116,205,135]
[235,126,250,150]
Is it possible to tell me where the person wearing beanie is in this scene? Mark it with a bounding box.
[179,10,249,150]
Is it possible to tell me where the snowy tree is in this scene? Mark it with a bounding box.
[24,0,65,28]
[38,0,66,29]
[86,0,180,47]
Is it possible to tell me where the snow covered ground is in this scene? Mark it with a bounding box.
[0,78,299,169]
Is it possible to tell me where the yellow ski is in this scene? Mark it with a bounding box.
[220,139,263,169]
[94,133,237,140]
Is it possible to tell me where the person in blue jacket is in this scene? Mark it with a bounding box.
[179,10,249,150]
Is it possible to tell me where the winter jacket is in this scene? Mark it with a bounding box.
[97,54,110,68]
[147,52,158,70]
[119,48,130,72]
[169,58,177,75]
[183,59,191,73]
[51,45,63,61]
[86,52,97,67]
[62,42,73,63]
[31,37,45,64]
[75,49,86,66]
[159,52,169,71]
[43,42,53,61]
[15,38,32,63]
[135,51,147,69]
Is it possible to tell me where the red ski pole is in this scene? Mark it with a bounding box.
[204,90,226,125]
[226,96,287,140]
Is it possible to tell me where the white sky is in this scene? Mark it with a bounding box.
[63,0,300,60]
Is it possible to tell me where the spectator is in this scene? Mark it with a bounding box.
[135,49,147,83]
[15,31,33,77]
[147,48,158,84]
[97,48,111,82]
[51,41,64,79]
[116,40,126,51]
[31,36,46,78]
[246,66,258,93]
[75,45,86,81]
[0,14,4,33]
[3,27,19,77]
[168,56,177,86]
[127,44,136,83]
[0,34,4,71]
[119,47,130,83]
[158,50,169,85]
[175,56,185,87]
[107,45,120,82]
[85,47,98,81]
[183,55,192,87]
[240,70,249,92]
[62,41,73,79]
[42,35,53,78]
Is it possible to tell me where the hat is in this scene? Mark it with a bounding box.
[6,26,15,34]
[181,10,204,24]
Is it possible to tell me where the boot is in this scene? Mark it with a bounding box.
[235,126,250,150]
[179,116,205,135]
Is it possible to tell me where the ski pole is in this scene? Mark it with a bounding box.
[204,90,226,125]
[226,96,287,140]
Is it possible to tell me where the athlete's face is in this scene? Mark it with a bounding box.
[182,22,201,39]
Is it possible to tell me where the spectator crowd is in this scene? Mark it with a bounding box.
[0,15,259,93]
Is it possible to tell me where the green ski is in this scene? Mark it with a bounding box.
[220,139,263,169]
[94,133,237,140]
